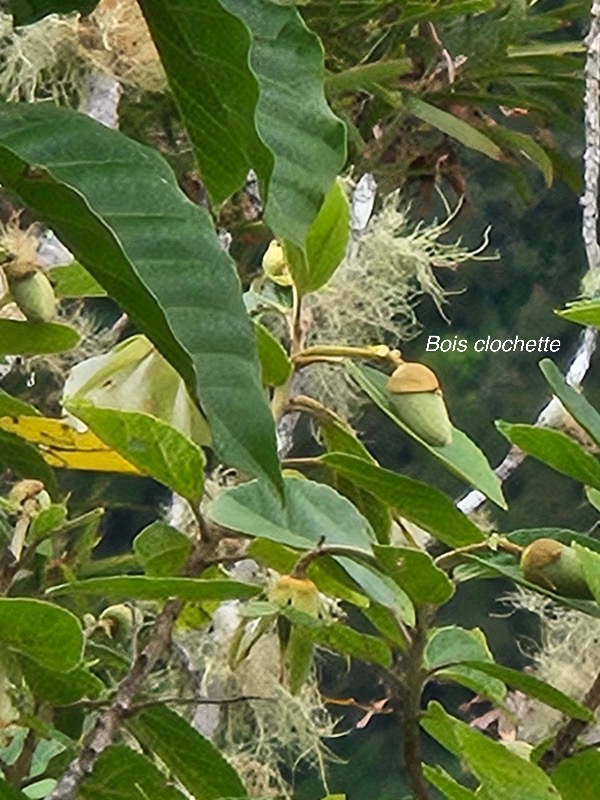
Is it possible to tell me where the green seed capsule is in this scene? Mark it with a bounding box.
[520,538,592,599]
[10,270,56,322]
[389,390,453,447]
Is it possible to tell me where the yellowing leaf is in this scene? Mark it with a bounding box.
[0,416,141,475]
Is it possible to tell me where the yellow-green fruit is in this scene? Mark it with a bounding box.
[520,538,592,599]
[388,390,452,447]
[10,270,56,322]
[386,362,452,447]
[99,603,143,640]
[268,575,323,617]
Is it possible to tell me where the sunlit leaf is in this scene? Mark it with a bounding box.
[66,402,205,503]
[0,320,79,355]
[127,707,248,800]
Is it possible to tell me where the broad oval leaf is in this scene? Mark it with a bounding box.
[422,702,561,800]
[0,598,83,671]
[373,545,454,606]
[0,320,79,355]
[254,321,292,387]
[208,476,375,551]
[0,103,281,495]
[424,626,505,705]
[79,744,187,800]
[323,453,484,548]
[47,576,260,602]
[127,706,249,800]
[497,421,600,491]
[138,0,346,248]
[348,363,505,508]
[287,178,351,294]
[551,750,600,800]
[65,401,205,503]
[133,522,193,577]
[19,655,104,706]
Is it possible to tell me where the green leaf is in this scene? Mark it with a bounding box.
[0,599,82,670]
[335,557,415,624]
[47,576,260,602]
[288,179,350,294]
[19,655,104,706]
[319,417,392,544]
[497,421,600,491]
[349,364,505,508]
[139,0,345,248]
[425,626,505,705]
[0,103,281,496]
[208,476,375,551]
[551,750,600,800]
[0,388,40,417]
[49,262,107,298]
[459,661,593,722]
[65,401,205,504]
[540,358,600,446]
[373,545,454,606]
[573,542,600,605]
[422,702,561,800]
[133,522,193,577]
[323,454,485,548]
[0,320,79,355]
[29,504,68,541]
[423,765,477,800]
[79,744,186,800]
[127,706,248,800]
[280,606,392,668]
[586,486,600,512]
[0,429,58,498]
[254,321,292,386]
[557,299,600,327]
[405,95,502,161]
[485,126,553,186]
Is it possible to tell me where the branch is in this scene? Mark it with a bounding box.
[46,541,212,800]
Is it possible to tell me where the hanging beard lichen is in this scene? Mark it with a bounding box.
[302,192,495,418]
[0,12,86,104]
[0,0,164,106]
[174,618,341,800]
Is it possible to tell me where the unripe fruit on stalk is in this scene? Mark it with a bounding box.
[98,604,143,640]
[520,538,593,599]
[9,270,56,322]
[268,575,323,618]
[386,362,453,447]
[262,240,293,286]
[269,575,323,695]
